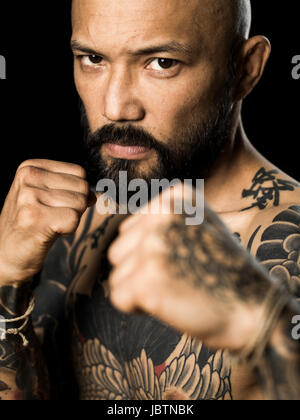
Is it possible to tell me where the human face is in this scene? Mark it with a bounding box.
[72,0,235,183]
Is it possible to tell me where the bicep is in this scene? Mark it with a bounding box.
[247,205,300,301]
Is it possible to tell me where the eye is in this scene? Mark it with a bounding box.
[147,58,179,71]
[81,55,103,66]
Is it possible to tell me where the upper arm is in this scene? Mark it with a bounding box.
[246,205,300,300]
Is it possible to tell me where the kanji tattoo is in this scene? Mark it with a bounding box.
[241,168,299,211]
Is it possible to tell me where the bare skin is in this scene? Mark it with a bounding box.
[0,160,96,399]
[0,161,299,400]
[26,160,299,401]
[0,0,299,400]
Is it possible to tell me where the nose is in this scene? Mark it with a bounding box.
[103,65,145,123]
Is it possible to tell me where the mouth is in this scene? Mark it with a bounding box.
[103,143,153,160]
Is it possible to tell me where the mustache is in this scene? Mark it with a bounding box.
[86,123,168,153]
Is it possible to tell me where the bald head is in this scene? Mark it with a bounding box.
[204,0,252,43]
[233,0,252,39]
[72,0,251,39]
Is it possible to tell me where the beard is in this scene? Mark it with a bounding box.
[80,84,234,189]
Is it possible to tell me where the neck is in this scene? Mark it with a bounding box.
[204,117,265,214]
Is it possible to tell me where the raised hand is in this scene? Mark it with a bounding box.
[108,184,275,351]
[0,159,96,286]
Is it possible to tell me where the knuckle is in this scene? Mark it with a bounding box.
[78,179,90,196]
[17,186,37,206]
[49,208,80,236]
[110,289,132,313]
[108,241,120,265]
[72,165,86,179]
[18,159,39,170]
[65,208,81,229]
[142,293,160,314]
[53,208,81,236]
[75,193,88,211]
[16,165,40,185]
[16,206,38,229]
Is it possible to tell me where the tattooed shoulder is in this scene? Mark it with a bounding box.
[244,204,300,400]
[245,204,300,299]
[241,167,300,212]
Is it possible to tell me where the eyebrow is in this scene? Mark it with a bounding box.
[71,40,195,58]
[128,41,195,57]
[71,40,100,55]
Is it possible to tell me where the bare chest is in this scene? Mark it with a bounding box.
[66,212,261,400]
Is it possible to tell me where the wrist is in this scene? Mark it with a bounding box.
[228,283,291,366]
[218,303,265,352]
[0,283,33,319]
[0,265,33,288]
[0,251,35,287]
[0,295,35,347]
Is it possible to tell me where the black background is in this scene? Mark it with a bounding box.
[0,1,299,209]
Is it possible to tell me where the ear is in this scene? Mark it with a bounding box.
[234,36,271,101]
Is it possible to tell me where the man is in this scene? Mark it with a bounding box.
[0,0,299,400]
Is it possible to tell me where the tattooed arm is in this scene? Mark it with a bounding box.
[0,283,49,400]
[246,205,300,400]
[0,159,95,399]
[0,231,85,400]
[107,185,300,401]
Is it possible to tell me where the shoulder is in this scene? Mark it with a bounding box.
[239,162,300,298]
[244,202,300,298]
[241,164,300,213]
[241,162,300,243]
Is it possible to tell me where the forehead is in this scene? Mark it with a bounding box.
[72,0,232,54]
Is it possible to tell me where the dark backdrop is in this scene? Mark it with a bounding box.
[0,1,299,209]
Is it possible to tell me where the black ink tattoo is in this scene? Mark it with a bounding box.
[249,206,300,400]
[18,200,300,401]
[31,209,117,400]
[72,283,233,400]
[30,200,299,401]
[247,225,262,252]
[234,232,241,242]
[241,168,299,212]
[90,214,116,250]
[68,212,233,400]
[0,380,10,398]
[32,221,83,400]
[161,205,300,400]
[255,206,300,297]
[0,284,49,400]
[74,332,232,400]
[164,209,270,303]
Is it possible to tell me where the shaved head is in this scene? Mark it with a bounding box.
[72,0,252,42]
[195,0,252,49]
[232,0,252,39]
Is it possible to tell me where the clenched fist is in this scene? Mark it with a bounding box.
[108,184,275,351]
[0,159,96,286]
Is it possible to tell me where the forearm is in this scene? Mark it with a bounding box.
[0,283,50,400]
[255,299,300,400]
